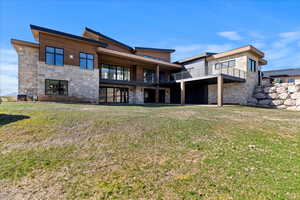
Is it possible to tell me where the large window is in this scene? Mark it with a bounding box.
[248,58,257,72]
[99,87,129,103]
[45,46,64,66]
[101,64,131,81]
[288,78,295,83]
[215,60,235,70]
[45,79,68,96]
[144,69,155,83]
[80,53,94,70]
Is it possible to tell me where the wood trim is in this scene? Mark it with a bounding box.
[11,39,39,49]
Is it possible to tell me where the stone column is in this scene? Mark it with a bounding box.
[217,75,224,107]
[155,65,160,103]
[180,80,185,105]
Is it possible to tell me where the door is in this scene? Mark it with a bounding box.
[144,89,156,103]
[159,89,165,103]
[185,83,208,104]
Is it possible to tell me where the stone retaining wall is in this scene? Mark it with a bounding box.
[248,83,300,110]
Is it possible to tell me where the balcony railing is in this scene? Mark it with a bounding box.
[172,67,247,81]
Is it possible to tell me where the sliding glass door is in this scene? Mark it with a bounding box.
[99,87,129,103]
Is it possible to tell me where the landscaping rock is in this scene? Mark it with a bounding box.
[284,99,296,106]
[254,86,263,94]
[296,99,300,106]
[278,93,289,100]
[276,87,286,93]
[254,93,266,99]
[271,100,283,106]
[258,99,271,105]
[267,93,278,99]
[276,105,287,109]
[288,85,297,93]
[291,92,300,99]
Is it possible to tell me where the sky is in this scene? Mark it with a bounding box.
[1,0,300,96]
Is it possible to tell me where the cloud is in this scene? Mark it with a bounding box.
[272,31,300,48]
[0,48,18,96]
[218,31,242,41]
[173,43,234,61]
[0,74,18,96]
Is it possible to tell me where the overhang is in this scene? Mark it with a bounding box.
[11,39,39,51]
[175,74,245,84]
[208,45,265,60]
[30,24,108,47]
[97,47,181,69]
[134,47,175,53]
[175,52,216,64]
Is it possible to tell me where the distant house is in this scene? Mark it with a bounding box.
[262,68,300,84]
[11,24,267,106]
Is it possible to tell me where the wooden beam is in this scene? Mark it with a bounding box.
[217,75,224,107]
[180,80,185,105]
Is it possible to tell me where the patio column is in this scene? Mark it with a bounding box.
[155,65,160,103]
[217,75,224,107]
[180,80,185,105]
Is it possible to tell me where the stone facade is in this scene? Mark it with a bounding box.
[248,83,300,110]
[37,62,99,103]
[17,46,39,99]
[208,72,258,105]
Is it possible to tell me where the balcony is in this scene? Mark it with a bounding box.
[172,67,247,82]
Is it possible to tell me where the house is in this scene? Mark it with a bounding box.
[11,25,267,106]
[262,68,300,84]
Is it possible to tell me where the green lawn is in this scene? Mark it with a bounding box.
[0,102,299,199]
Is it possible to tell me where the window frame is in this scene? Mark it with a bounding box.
[45,79,68,96]
[101,64,131,81]
[144,69,155,83]
[215,59,235,70]
[248,58,257,72]
[80,52,94,70]
[45,46,64,66]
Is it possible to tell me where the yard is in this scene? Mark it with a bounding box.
[0,102,299,199]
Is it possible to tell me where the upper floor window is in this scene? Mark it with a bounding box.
[144,69,155,83]
[159,71,166,82]
[248,58,257,72]
[101,64,130,81]
[45,46,64,66]
[80,53,94,70]
[215,60,235,70]
[45,79,68,96]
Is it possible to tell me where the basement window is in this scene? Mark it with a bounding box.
[80,53,94,70]
[45,46,64,66]
[45,79,68,96]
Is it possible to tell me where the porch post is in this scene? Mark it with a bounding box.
[217,75,224,107]
[180,80,185,105]
[155,65,160,103]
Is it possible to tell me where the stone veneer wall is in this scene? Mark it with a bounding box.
[248,83,300,110]
[37,62,99,103]
[17,46,39,98]
[208,72,258,105]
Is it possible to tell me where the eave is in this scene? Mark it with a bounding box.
[11,39,39,51]
[97,47,181,69]
[30,24,108,47]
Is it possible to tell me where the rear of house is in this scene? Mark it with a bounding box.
[11,25,267,105]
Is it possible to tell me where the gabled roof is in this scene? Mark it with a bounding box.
[175,52,216,64]
[30,24,107,47]
[263,68,300,77]
[134,47,175,53]
[85,27,133,51]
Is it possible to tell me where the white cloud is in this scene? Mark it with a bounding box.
[0,74,18,96]
[218,31,242,41]
[272,31,300,48]
[0,48,18,96]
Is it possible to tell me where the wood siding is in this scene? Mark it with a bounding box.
[39,33,99,67]
[134,49,171,62]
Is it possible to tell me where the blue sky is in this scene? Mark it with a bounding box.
[1,0,300,95]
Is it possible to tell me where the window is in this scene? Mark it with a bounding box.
[288,78,295,83]
[45,46,64,66]
[99,87,129,103]
[101,64,131,81]
[273,77,283,84]
[80,53,94,70]
[45,79,68,96]
[215,60,235,70]
[144,69,155,83]
[248,58,257,72]
[159,71,166,82]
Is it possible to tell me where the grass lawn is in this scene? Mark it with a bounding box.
[0,102,299,199]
